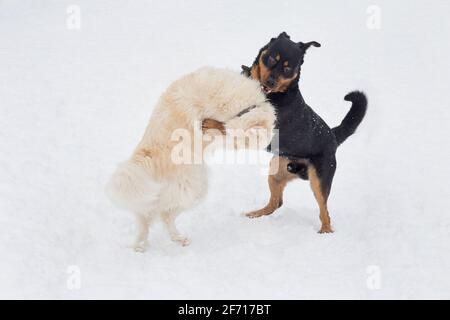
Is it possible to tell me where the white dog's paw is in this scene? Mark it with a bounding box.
[172,236,191,247]
[133,240,149,253]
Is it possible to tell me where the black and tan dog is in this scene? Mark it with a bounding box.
[239,32,368,233]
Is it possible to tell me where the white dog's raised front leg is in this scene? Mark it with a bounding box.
[133,213,152,252]
[162,211,190,247]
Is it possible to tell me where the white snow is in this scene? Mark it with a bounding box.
[1,0,450,299]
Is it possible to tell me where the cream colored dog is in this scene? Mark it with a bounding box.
[106,67,275,251]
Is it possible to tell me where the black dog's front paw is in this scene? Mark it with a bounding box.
[287,162,309,180]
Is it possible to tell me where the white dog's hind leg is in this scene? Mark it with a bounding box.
[133,213,152,252]
[162,211,190,247]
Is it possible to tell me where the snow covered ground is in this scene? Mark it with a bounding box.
[1,0,450,299]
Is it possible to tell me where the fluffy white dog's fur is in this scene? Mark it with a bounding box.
[106,67,275,251]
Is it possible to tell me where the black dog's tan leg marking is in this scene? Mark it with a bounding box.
[308,166,332,233]
[246,156,296,218]
[308,155,336,233]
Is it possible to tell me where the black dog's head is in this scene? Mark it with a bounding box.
[242,32,320,94]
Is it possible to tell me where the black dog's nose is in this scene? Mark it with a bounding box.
[266,77,276,88]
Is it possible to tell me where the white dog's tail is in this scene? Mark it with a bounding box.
[105,161,161,212]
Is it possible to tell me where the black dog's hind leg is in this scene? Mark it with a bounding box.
[308,154,336,233]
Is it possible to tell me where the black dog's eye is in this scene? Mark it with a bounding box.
[283,66,292,75]
[267,56,276,66]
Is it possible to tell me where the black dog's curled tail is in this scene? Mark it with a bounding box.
[332,91,368,146]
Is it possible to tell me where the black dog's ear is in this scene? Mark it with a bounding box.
[278,31,290,39]
[241,65,251,77]
[298,41,321,51]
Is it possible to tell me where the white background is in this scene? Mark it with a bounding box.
[1,0,449,299]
